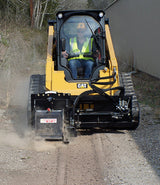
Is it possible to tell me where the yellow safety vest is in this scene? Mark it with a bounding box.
[68,37,94,61]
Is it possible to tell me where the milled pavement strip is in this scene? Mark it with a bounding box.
[92,133,111,184]
[55,146,68,185]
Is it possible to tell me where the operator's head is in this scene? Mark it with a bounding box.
[77,23,86,35]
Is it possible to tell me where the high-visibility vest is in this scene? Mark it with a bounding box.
[68,37,94,61]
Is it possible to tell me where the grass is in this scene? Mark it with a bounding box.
[0,34,9,47]
[118,56,160,114]
[132,71,160,114]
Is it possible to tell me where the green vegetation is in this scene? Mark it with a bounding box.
[133,72,160,110]
[0,34,9,47]
[0,0,60,29]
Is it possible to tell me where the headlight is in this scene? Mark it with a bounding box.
[99,12,104,18]
[58,13,63,19]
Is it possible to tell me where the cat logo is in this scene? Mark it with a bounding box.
[77,83,88,89]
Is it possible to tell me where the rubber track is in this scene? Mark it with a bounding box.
[120,73,140,129]
[29,74,45,94]
[27,74,45,126]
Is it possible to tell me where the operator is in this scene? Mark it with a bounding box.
[62,23,98,79]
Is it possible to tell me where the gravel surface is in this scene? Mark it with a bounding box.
[0,96,160,185]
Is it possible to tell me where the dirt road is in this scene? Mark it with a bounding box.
[0,80,160,185]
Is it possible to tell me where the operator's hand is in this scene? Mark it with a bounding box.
[93,50,100,58]
[62,50,68,58]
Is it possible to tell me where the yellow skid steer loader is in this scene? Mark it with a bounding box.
[28,10,140,143]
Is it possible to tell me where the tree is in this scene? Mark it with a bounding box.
[0,0,65,29]
[29,0,58,29]
[0,0,7,17]
[30,0,34,27]
[29,0,66,29]
[32,0,49,29]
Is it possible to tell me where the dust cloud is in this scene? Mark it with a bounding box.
[0,129,57,151]
[0,25,48,151]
